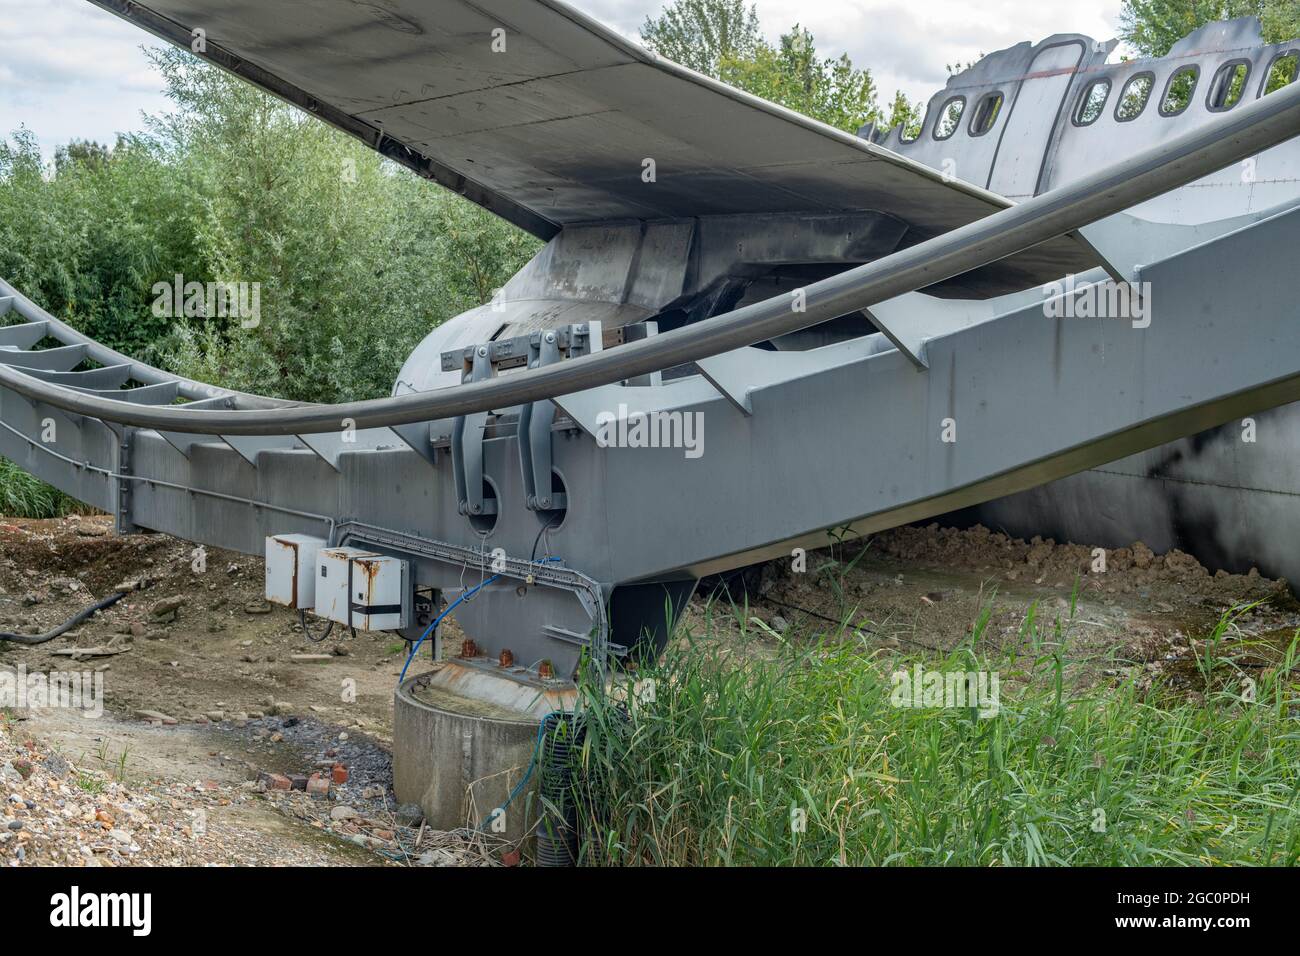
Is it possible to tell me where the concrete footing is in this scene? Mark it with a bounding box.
[393,660,576,847]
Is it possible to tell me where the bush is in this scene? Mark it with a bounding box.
[1,46,539,407]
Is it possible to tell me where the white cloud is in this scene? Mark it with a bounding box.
[0,0,1127,154]
[695,0,1126,106]
[0,0,169,155]
[572,0,1128,107]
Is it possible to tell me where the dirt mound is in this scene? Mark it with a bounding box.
[685,521,1300,694]
[1,515,192,598]
[874,522,1285,601]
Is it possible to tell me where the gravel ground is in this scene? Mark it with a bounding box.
[0,714,370,866]
[4,514,1298,866]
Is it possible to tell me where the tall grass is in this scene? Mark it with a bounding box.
[572,601,1300,866]
[0,457,77,518]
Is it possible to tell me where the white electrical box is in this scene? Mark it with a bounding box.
[314,547,409,631]
[265,534,325,610]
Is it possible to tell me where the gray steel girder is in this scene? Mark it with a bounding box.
[4,200,1298,586]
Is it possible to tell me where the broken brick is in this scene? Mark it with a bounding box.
[306,773,330,799]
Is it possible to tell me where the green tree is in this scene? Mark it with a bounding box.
[884,90,924,140]
[642,3,892,135]
[718,27,883,133]
[53,140,111,174]
[640,0,762,76]
[0,127,205,357]
[1261,0,1300,40]
[1,46,538,406]
[1119,0,1299,57]
[140,46,537,403]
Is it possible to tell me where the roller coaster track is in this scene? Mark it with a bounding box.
[3,78,1300,434]
[2,67,1300,669]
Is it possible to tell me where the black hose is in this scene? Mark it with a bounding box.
[298,609,335,644]
[535,712,584,867]
[0,591,128,646]
[531,512,563,563]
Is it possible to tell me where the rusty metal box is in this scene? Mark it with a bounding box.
[315,547,409,631]
[265,534,325,610]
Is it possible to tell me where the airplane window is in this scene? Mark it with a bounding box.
[969,92,1004,135]
[1159,66,1198,115]
[1207,61,1250,111]
[933,97,965,139]
[1261,52,1298,96]
[1116,73,1154,121]
[1074,79,1111,125]
[900,106,926,143]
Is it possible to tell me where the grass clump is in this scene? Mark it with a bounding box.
[0,457,91,520]
[0,456,78,518]
[571,602,1300,866]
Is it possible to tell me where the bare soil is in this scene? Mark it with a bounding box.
[3,514,1297,866]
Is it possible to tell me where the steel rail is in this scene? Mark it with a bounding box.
[0,277,298,409]
[3,79,1300,435]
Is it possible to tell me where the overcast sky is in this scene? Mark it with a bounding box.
[1,0,1126,156]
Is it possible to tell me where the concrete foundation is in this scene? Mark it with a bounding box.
[393,660,576,846]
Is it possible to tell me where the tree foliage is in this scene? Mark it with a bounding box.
[1119,0,1300,57]
[639,0,762,76]
[641,0,920,135]
[718,27,883,133]
[0,47,538,404]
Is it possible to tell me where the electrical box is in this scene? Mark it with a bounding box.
[265,534,325,610]
[315,547,409,631]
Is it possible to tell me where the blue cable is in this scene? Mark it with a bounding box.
[478,710,567,832]
[396,557,564,684]
[397,556,566,686]
[397,559,571,831]
[398,573,501,684]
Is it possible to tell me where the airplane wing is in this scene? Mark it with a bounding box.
[88,0,1099,288]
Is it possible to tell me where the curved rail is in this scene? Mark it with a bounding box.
[3,78,1300,435]
[0,277,299,410]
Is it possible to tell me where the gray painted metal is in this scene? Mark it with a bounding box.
[83,0,1095,289]
[6,199,1300,667]
[24,365,133,389]
[874,19,1300,213]
[0,344,87,372]
[871,17,1300,589]
[0,321,48,349]
[68,381,180,405]
[3,71,1299,433]
[5,10,1300,676]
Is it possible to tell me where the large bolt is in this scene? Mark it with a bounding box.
[499,649,514,668]
[537,660,554,680]
[460,639,478,659]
